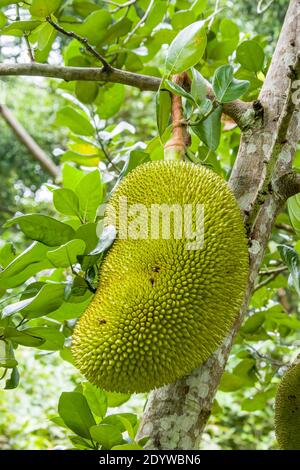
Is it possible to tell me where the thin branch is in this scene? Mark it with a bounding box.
[124,0,155,44]
[111,0,137,12]
[254,267,287,291]
[259,266,288,276]
[275,222,294,233]
[0,103,59,178]
[46,16,112,71]
[91,110,121,174]
[24,33,35,63]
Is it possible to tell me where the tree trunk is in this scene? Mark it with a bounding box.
[137,0,300,450]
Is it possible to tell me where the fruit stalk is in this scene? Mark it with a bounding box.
[164,73,190,161]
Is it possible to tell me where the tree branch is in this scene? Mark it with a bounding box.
[0,62,255,129]
[46,16,111,71]
[0,104,59,178]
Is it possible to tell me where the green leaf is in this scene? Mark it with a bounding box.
[4,327,46,347]
[75,81,98,104]
[0,12,6,28]
[53,188,80,217]
[58,392,96,439]
[288,194,300,237]
[0,242,15,268]
[30,0,62,17]
[89,225,116,256]
[2,283,65,319]
[82,382,107,418]
[4,214,75,246]
[75,170,103,223]
[191,106,222,151]
[0,242,52,289]
[47,239,86,267]
[241,313,265,334]
[164,79,195,103]
[212,65,249,103]
[89,424,124,450]
[56,106,94,136]
[171,10,196,30]
[219,371,247,392]
[191,67,207,106]
[278,244,300,296]
[165,20,207,74]
[1,20,41,36]
[236,40,265,72]
[75,223,98,254]
[105,391,131,407]
[5,367,19,390]
[96,84,125,119]
[23,327,65,350]
[241,391,273,412]
[0,340,18,369]
[112,442,142,450]
[61,10,112,46]
[62,164,85,190]
[156,90,171,137]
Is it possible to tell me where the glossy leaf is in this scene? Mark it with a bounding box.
[75,170,103,223]
[236,40,265,72]
[58,392,96,439]
[53,188,80,217]
[212,65,249,103]
[191,106,222,150]
[47,239,86,267]
[56,107,94,136]
[4,214,75,246]
[165,20,207,74]
[156,90,171,137]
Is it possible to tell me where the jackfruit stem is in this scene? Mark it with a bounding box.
[164,73,190,161]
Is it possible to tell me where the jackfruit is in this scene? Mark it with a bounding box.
[275,357,300,449]
[72,161,249,393]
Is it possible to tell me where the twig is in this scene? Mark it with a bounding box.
[24,33,35,63]
[275,222,294,233]
[245,343,286,368]
[254,267,287,291]
[46,16,111,71]
[111,0,137,12]
[259,266,288,276]
[91,111,120,174]
[124,0,155,44]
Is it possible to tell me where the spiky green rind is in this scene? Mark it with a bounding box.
[275,358,300,450]
[72,161,249,393]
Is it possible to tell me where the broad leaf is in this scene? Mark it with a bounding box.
[191,106,222,150]
[165,20,207,74]
[156,90,171,137]
[4,214,75,246]
[236,40,265,72]
[75,170,103,223]
[212,65,249,103]
[53,188,80,217]
[47,239,86,267]
[58,392,96,439]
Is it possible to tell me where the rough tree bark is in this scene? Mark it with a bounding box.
[137,0,300,449]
